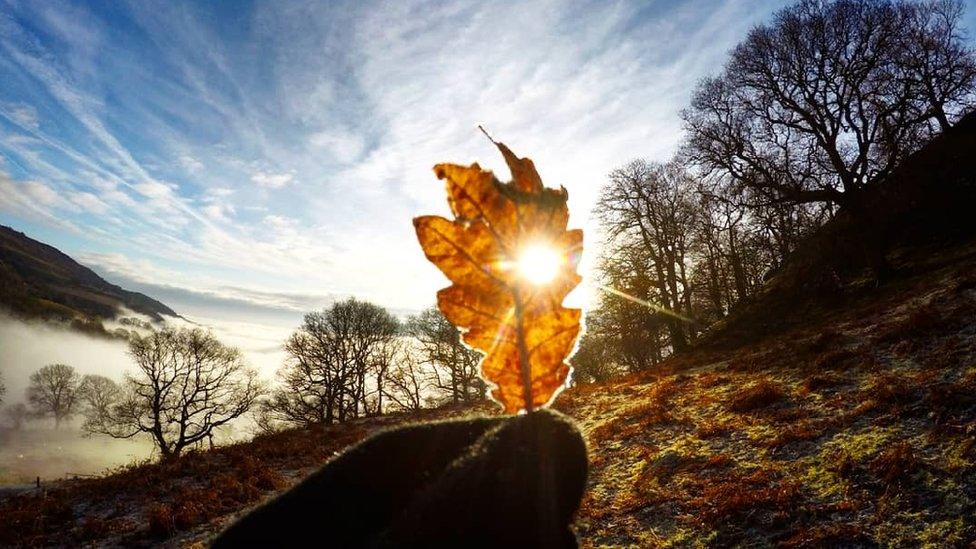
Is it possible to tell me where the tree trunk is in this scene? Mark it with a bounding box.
[652,257,687,353]
[376,377,384,416]
[845,190,891,280]
[728,227,749,300]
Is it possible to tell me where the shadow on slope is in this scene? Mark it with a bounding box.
[706,112,976,350]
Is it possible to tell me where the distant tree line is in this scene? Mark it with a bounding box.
[3,298,488,459]
[575,0,976,383]
[256,298,484,432]
[5,329,264,460]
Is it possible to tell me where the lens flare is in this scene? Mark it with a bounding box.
[517,244,562,285]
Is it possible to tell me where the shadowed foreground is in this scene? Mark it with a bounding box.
[214,410,588,548]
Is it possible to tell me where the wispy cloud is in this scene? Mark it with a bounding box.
[78,251,336,319]
[0,171,84,234]
[251,171,294,189]
[1,102,39,130]
[0,0,789,317]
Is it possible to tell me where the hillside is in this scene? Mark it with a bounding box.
[561,240,976,546]
[0,236,973,546]
[706,111,976,350]
[1,117,975,548]
[0,225,178,329]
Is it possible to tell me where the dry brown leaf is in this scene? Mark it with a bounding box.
[413,141,583,413]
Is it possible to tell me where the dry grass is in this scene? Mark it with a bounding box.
[869,441,920,487]
[561,243,976,547]
[2,242,976,547]
[811,347,862,371]
[727,379,786,412]
[800,373,843,394]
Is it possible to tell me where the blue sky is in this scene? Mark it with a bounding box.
[4,0,971,324]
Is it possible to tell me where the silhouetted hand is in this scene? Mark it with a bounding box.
[213,409,588,548]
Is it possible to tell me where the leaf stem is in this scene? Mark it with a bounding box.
[512,285,534,413]
[477,124,498,145]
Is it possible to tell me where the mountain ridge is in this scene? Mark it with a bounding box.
[0,225,178,329]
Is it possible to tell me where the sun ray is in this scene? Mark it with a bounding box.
[595,283,694,323]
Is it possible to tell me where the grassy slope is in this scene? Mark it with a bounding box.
[558,239,976,547]
[1,239,973,547]
[0,405,495,546]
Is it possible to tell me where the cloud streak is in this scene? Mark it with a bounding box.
[0,0,790,317]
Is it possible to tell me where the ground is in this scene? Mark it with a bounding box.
[558,240,976,546]
[1,240,974,547]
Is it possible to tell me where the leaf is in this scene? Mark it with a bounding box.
[413,142,583,413]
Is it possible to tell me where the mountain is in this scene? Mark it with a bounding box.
[0,225,178,330]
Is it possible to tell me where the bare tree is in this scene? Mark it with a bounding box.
[27,363,81,428]
[684,0,976,215]
[690,187,750,320]
[748,198,833,269]
[570,322,623,385]
[683,0,948,214]
[898,0,976,131]
[263,299,400,428]
[590,158,798,368]
[680,0,976,278]
[78,374,121,429]
[405,307,483,405]
[367,327,404,417]
[85,328,263,460]
[385,347,435,413]
[596,159,697,352]
[687,181,823,316]
[0,371,5,406]
[261,323,341,428]
[592,244,672,371]
[3,403,30,430]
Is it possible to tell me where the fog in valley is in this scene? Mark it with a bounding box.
[0,312,293,485]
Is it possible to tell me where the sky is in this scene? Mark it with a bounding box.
[4,0,972,331]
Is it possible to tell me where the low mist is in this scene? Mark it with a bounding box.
[0,313,291,485]
[0,314,135,399]
[0,314,147,484]
[0,420,155,485]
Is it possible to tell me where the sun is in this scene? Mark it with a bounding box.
[516,243,563,285]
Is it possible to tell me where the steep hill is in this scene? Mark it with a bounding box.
[561,239,976,545]
[0,226,177,327]
[706,111,976,350]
